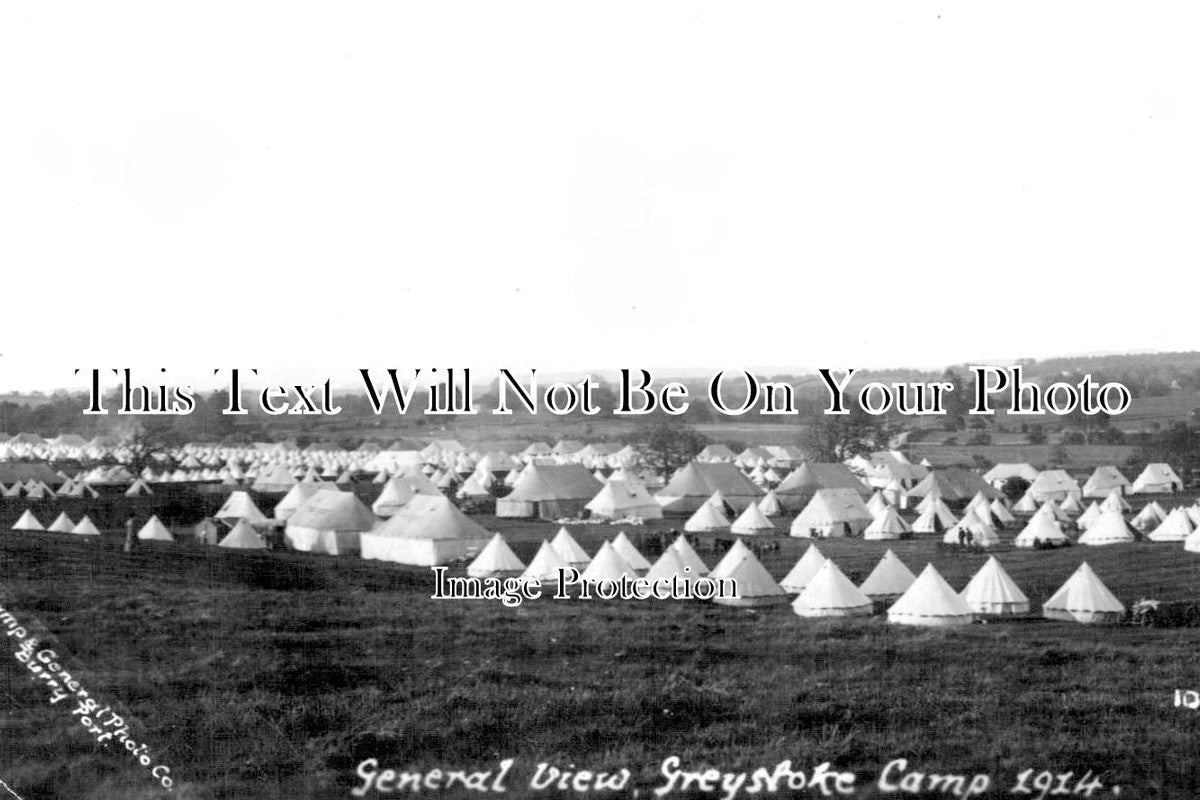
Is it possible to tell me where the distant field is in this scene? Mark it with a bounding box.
[1109,393,1200,431]
[355,392,1195,474]
[906,443,1138,470]
[4,495,1200,799]
[392,388,1200,443]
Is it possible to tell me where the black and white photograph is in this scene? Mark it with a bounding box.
[3,4,1200,799]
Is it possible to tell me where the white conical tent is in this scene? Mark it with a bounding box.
[990,499,1016,526]
[964,491,993,522]
[274,482,340,521]
[1013,491,1039,514]
[1059,493,1085,515]
[960,557,1029,615]
[137,515,174,541]
[758,490,782,517]
[47,512,75,533]
[914,490,941,514]
[456,473,491,500]
[1131,501,1167,533]
[1042,563,1126,624]
[966,498,998,528]
[1076,509,1136,545]
[670,535,710,577]
[579,541,637,584]
[912,499,958,534]
[75,484,100,500]
[12,509,43,531]
[684,501,730,533]
[790,489,873,538]
[1077,501,1102,530]
[1038,499,1071,524]
[730,501,775,535]
[942,508,999,548]
[23,482,54,500]
[866,491,889,517]
[219,520,268,549]
[780,544,827,593]
[550,527,590,568]
[467,533,526,578]
[970,488,999,509]
[1184,525,1200,554]
[706,489,732,514]
[124,479,154,497]
[72,516,100,536]
[709,539,755,581]
[215,492,268,525]
[887,564,974,627]
[1013,512,1070,548]
[711,548,786,607]
[863,506,911,541]
[1100,490,1132,514]
[644,547,702,595]
[858,549,916,601]
[1148,507,1194,542]
[611,531,652,573]
[522,540,572,584]
[792,559,873,618]
[882,478,906,507]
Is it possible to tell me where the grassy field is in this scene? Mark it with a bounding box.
[4,500,1200,800]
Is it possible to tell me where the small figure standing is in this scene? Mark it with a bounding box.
[123,514,138,553]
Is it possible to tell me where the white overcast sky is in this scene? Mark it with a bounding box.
[2,3,1197,392]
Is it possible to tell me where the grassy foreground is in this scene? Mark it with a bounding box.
[3,511,1200,800]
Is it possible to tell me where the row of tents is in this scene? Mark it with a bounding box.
[666,480,1200,557]
[17,480,1200,565]
[2,426,1187,501]
[984,462,1183,497]
[12,456,1200,561]
[462,530,1127,625]
[11,509,173,541]
[8,490,490,561]
[0,437,650,476]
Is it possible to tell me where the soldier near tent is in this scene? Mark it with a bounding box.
[123,513,137,553]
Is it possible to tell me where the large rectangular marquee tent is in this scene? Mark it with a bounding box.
[654,461,763,515]
[496,463,603,519]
